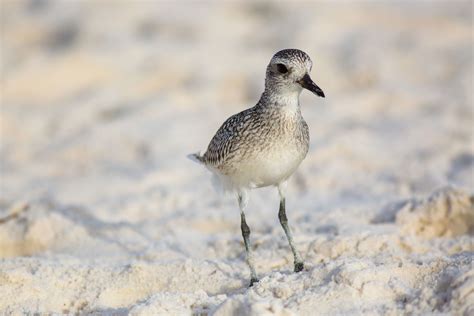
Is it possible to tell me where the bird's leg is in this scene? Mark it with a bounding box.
[238,191,258,286]
[278,183,304,272]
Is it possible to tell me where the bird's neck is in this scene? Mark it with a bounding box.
[258,89,301,114]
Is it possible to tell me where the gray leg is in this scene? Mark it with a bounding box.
[238,191,258,286]
[278,183,304,272]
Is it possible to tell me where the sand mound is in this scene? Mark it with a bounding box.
[396,187,474,238]
[0,200,82,257]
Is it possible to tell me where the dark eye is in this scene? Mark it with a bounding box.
[276,63,288,74]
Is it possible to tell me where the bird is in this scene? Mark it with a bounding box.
[189,49,325,287]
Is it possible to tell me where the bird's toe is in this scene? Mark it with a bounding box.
[294,262,304,272]
[249,277,259,287]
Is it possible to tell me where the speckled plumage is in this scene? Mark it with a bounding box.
[189,49,325,286]
[198,95,310,190]
[192,49,319,192]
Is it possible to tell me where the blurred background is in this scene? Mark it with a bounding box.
[1,1,472,215]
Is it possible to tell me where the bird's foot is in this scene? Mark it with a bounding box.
[249,277,259,287]
[294,262,304,272]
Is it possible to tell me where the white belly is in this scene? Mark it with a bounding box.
[227,144,307,189]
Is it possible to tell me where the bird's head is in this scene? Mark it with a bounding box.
[265,49,325,98]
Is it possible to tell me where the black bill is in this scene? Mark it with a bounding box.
[298,73,325,98]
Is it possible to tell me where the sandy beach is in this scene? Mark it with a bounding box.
[1,1,473,315]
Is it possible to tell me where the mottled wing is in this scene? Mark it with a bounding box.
[202,108,253,167]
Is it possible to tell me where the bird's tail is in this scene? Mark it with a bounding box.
[187,152,204,164]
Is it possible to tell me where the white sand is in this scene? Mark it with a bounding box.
[1,1,473,315]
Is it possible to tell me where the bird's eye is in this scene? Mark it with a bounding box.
[276,63,288,74]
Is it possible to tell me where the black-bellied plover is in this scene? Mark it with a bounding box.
[189,49,325,286]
